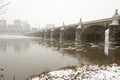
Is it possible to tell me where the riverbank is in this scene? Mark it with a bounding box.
[27,63,120,80]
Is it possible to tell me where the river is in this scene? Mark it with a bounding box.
[0,35,120,80]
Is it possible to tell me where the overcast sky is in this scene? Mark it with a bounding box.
[1,0,120,28]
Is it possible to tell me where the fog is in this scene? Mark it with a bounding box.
[1,0,120,27]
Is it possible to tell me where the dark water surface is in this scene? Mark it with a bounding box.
[0,35,120,80]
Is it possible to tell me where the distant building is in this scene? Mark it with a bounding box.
[12,20,23,33]
[0,19,32,34]
[0,19,7,33]
[7,24,13,33]
[23,21,31,33]
[14,20,22,27]
[31,28,38,33]
[7,20,23,34]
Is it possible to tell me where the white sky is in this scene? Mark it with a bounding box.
[1,0,120,28]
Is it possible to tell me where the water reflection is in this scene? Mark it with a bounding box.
[0,35,120,80]
[0,39,30,53]
[0,41,7,52]
[38,40,120,65]
[104,29,109,56]
[0,35,80,80]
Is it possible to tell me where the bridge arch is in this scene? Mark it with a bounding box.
[81,25,107,43]
[64,27,76,41]
[53,28,60,40]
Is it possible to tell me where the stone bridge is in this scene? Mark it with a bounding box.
[36,10,120,44]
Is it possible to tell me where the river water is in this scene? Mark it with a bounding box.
[0,35,120,80]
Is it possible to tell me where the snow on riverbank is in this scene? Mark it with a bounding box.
[28,63,120,80]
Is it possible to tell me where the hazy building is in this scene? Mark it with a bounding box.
[23,21,31,33]
[7,24,13,33]
[0,19,32,34]
[14,20,22,26]
[0,19,7,33]
[13,20,23,33]
[7,20,23,34]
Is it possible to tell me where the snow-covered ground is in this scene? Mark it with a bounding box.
[28,63,120,80]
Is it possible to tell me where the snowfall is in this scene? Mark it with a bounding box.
[28,63,120,80]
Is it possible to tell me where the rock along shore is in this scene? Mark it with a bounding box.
[27,63,120,80]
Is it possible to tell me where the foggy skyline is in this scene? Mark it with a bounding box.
[1,0,120,28]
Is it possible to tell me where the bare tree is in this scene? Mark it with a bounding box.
[0,0,9,15]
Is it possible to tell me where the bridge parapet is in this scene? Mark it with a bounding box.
[53,17,113,31]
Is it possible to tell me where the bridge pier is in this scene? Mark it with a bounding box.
[109,9,120,45]
[50,25,54,41]
[40,30,44,39]
[75,19,84,51]
[59,22,65,43]
[44,29,47,40]
[39,30,42,38]
[43,30,46,40]
[75,18,83,44]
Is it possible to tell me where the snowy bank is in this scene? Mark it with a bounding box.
[28,64,120,80]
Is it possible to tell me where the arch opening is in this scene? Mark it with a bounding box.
[64,28,76,41]
[53,29,60,40]
[81,25,106,43]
